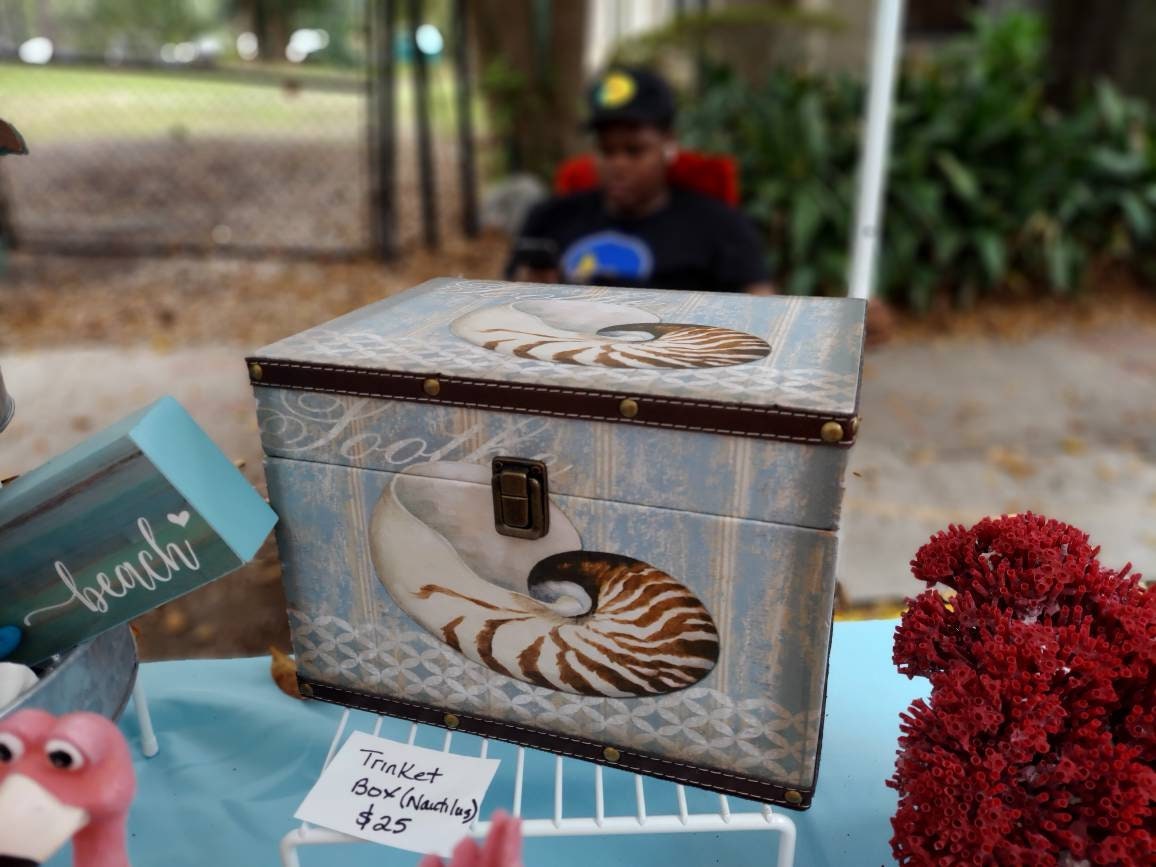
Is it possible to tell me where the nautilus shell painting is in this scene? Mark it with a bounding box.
[450,299,771,369]
[368,462,720,698]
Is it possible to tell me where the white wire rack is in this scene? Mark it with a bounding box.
[131,679,159,758]
[280,708,796,866]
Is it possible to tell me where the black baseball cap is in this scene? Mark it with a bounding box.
[585,66,677,131]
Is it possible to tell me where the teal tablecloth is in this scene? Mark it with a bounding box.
[48,619,924,867]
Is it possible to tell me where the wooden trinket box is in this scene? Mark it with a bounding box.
[249,279,864,808]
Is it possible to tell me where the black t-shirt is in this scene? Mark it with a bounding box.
[505,188,770,293]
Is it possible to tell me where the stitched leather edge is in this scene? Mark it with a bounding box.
[247,357,856,447]
[299,677,814,810]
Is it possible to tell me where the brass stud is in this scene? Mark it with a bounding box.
[784,790,803,806]
[603,746,621,762]
[248,362,263,381]
[618,398,639,419]
[423,378,441,397]
[444,713,460,729]
[298,682,314,699]
[820,421,844,443]
[850,416,860,436]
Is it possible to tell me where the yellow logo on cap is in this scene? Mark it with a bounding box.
[598,72,636,108]
[575,252,598,279]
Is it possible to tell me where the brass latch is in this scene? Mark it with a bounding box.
[492,457,549,539]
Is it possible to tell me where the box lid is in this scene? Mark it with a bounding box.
[248,279,865,446]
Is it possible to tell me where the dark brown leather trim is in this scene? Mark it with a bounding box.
[299,676,814,810]
[247,357,856,447]
[809,598,838,805]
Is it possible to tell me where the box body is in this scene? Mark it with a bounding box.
[250,279,864,808]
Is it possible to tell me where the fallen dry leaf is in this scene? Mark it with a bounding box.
[1095,462,1118,482]
[161,607,189,635]
[835,598,909,621]
[987,446,1037,479]
[1061,436,1086,456]
[909,446,938,466]
[149,333,174,354]
[953,400,985,425]
[192,623,215,642]
[270,646,302,700]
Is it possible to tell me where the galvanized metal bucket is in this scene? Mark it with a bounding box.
[0,365,12,434]
[0,626,138,721]
[0,358,140,722]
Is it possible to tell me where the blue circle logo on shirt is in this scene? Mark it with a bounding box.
[562,231,654,284]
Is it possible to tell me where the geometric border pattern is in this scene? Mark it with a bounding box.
[289,608,820,788]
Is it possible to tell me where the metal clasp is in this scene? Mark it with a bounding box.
[492,457,549,539]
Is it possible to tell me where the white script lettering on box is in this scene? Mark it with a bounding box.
[264,395,574,480]
[23,516,201,626]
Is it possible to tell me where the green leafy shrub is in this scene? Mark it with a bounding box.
[678,11,1156,309]
[680,66,861,297]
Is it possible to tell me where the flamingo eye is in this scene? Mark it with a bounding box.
[44,739,85,771]
[0,732,23,763]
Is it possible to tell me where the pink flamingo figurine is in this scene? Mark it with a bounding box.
[418,810,524,867]
[0,710,135,867]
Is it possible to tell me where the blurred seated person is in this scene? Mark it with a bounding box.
[505,67,774,295]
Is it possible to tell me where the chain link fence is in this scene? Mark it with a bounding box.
[0,0,475,259]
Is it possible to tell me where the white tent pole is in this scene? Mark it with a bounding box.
[847,0,905,300]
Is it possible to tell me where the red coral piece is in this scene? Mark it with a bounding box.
[889,513,1155,866]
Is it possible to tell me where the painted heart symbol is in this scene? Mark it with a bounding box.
[167,511,191,528]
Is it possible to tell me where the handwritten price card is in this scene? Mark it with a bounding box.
[0,397,277,665]
[295,730,501,856]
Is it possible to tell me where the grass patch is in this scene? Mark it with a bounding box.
[0,62,480,143]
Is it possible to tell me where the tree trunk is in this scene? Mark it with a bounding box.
[261,2,293,62]
[470,0,588,180]
[236,0,294,61]
[548,0,590,163]
[1045,0,1156,107]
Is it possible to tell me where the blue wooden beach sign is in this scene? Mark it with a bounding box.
[0,397,277,665]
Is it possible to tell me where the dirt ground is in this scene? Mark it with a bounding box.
[8,245,1156,354]
[0,236,509,353]
[4,135,470,255]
